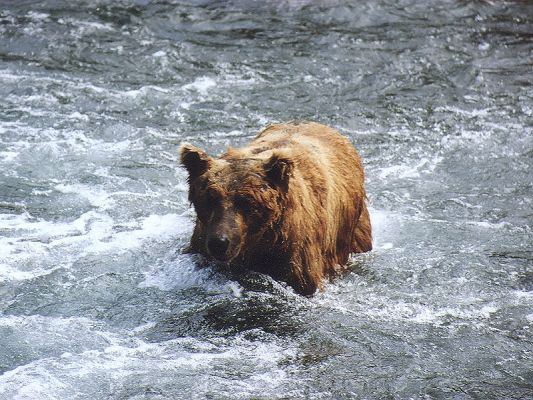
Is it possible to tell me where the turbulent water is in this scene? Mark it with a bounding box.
[0,1,532,399]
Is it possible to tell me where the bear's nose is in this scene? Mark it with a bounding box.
[207,235,230,260]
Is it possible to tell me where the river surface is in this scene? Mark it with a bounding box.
[0,1,532,399]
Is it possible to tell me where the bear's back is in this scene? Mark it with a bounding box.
[249,122,365,188]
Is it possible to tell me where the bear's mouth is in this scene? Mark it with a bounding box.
[206,240,241,264]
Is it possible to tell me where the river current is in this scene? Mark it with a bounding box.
[0,1,532,399]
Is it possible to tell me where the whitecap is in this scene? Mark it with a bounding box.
[478,42,490,51]
[0,211,92,282]
[465,220,510,230]
[26,11,50,20]
[55,183,115,209]
[0,151,19,162]
[316,289,502,328]
[377,155,442,179]
[182,76,217,95]
[138,252,243,295]
[367,208,406,250]
[435,105,491,118]
[65,18,116,33]
[121,85,170,99]
[0,212,86,239]
[67,111,90,121]
[0,334,296,399]
[0,262,64,282]
[83,213,189,254]
[0,70,23,82]
[0,211,190,282]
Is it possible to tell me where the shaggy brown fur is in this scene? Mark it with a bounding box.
[179,121,372,295]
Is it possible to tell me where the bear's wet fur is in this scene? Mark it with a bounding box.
[180,122,372,295]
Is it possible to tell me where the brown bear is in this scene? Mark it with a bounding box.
[179,121,372,295]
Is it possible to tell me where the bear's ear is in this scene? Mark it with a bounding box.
[264,153,293,188]
[179,143,212,181]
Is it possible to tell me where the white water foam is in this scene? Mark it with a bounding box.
[57,18,116,34]
[182,76,217,95]
[55,184,116,209]
[139,252,244,297]
[434,105,492,118]
[0,151,19,162]
[121,85,170,99]
[0,314,124,350]
[84,213,189,254]
[377,155,443,179]
[0,211,191,282]
[26,11,50,21]
[315,288,501,328]
[0,333,296,399]
[368,208,406,251]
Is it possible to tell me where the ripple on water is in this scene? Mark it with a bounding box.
[1,0,532,399]
[0,211,190,283]
[0,327,303,400]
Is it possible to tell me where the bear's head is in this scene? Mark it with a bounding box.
[180,143,293,263]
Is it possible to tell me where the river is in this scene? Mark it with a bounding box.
[0,1,532,399]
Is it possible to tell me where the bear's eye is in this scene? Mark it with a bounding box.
[235,196,254,214]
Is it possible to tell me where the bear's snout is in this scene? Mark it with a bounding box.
[204,208,242,262]
[207,234,231,261]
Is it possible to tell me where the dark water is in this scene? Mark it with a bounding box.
[1,1,532,399]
